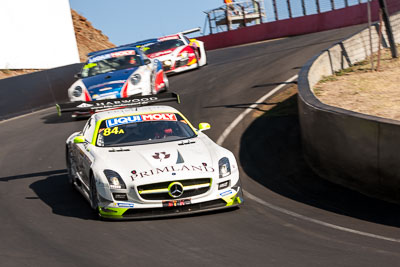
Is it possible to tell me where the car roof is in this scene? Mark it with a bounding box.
[93,105,180,122]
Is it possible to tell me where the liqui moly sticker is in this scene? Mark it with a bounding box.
[106,115,142,127]
[142,113,176,121]
[106,113,177,128]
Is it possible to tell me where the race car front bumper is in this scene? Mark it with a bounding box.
[98,187,243,220]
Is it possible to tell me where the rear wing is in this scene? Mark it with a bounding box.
[181,28,201,35]
[56,93,180,116]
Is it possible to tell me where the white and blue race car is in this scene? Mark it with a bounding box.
[59,94,243,219]
[68,46,168,106]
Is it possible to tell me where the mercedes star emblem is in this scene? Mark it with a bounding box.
[168,182,184,198]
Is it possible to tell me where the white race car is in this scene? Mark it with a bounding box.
[133,28,207,74]
[61,94,243,219]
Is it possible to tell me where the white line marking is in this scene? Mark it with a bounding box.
[245,190,400,243]
[217,74,298,145]
[217,74,400,243]
[0,106,54,124]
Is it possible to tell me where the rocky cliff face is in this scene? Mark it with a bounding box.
[71,9,115,62]
[0,9,115,79]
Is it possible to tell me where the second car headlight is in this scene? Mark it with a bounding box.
[72,86,82,97]
[218,157,231,178]
[130,74,141,85]
[104,169,126,189]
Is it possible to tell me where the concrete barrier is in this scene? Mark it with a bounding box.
[198,0,400,51]
[297,12,400,203]
[0,63,82,121]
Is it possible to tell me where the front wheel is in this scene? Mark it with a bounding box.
[66,147,75,186]
[89,174,99,211]
[163,73,169,92]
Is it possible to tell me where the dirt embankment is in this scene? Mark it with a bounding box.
[314,45,400,121]
[0,9,115,80]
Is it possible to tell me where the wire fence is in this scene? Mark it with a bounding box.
[203,0,400,34]
[265,0,369,21]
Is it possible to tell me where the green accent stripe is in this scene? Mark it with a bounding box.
[99,207,128,217]
[139,188,169,194]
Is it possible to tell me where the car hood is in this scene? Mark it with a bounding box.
[95,137,219,185]
[146,48,177,59]
[82,67,138,98]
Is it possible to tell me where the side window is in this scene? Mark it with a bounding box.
[83,118,95,143]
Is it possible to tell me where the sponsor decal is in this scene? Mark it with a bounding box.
[77,103,93,108]
[158,35,180,41]
[110,50,136,57]
[220,190,233,197]
[88,54,112,63]
[88,50,136,63]
[105,113,177,128]
[131,165,215,178]
[142,113,177,121]
[148,49,175,58]
[86,97,158,111]
[106,115,142,128]
[103,127,125,136]
[162,199,191,208]
[152,152,171,161]
[117,203,134,208]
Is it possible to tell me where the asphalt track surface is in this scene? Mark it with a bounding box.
[1,25,400,267]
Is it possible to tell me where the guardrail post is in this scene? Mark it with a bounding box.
[301,0,306,16]
[378,0,398,58]
[344,0,349,7]
[226,8,232,31]
[272,0,278,20]
[287,0,293,18]
[316,0,321,13]
[330,0,335,10]
[207,13,213,34]
[242,5,247,27]
[255,1,262,24]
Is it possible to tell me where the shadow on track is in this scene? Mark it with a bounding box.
[239,94,400,228]
[29,173,98,220]
[27,172,239,222]
[40,112,87,124]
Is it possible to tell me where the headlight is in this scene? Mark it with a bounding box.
[130,74,141,85]
[72,86,82,97]
[164,60,172,66]
[180,52,188,59]
[104,169,126,189]
[218,157,231,178]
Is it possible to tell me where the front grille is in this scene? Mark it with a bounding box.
[175,59,188,68]
[137,178,211,200]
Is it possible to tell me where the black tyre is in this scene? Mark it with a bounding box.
[66,147,74,186]
[89,174,99,211]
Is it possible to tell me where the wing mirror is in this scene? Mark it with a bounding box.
[144,58,151,65]
[73,135,86,144]
[74,73,82,79]
[198,122,211,132]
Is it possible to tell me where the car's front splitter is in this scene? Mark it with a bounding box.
[98,191,243,220]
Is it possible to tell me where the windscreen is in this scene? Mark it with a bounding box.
[81,52,142,78]
[143,39,185,55]
[96,113,196,147]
